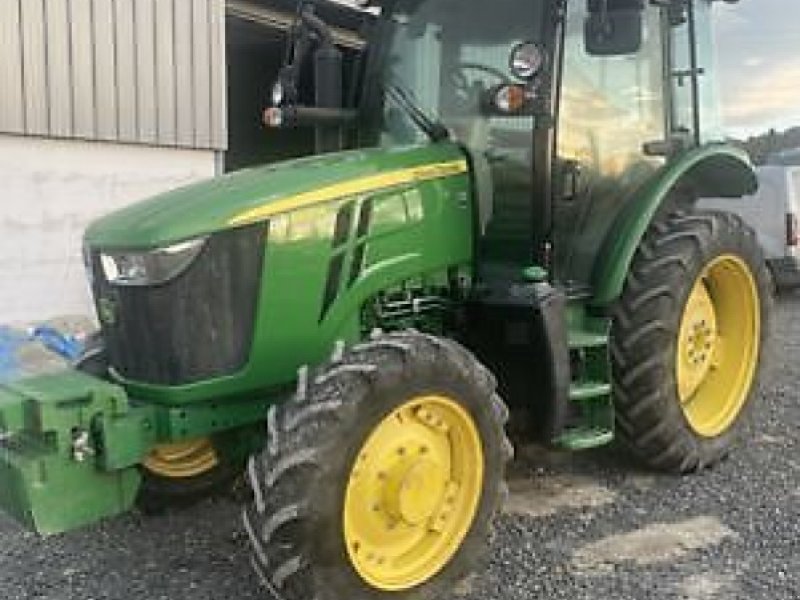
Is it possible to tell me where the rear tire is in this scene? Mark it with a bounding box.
[243,331,511,600]
[611,209,772,472]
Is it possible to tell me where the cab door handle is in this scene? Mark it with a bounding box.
[561,159,582,201]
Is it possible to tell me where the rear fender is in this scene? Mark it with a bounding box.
[591,144,757,307]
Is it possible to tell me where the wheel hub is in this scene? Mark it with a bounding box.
[343,395,483,591]
[677,280,718,400]
[675,255,760,437]
[384,457,447,525]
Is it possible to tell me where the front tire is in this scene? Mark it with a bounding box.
[611,210,772,472]
[243,331,511,600]
[138,436,242,512]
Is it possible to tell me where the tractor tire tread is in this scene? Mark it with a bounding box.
[243,330,511,600]
[611,208,772,473]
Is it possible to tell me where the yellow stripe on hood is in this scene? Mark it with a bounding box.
[228,159,468,226]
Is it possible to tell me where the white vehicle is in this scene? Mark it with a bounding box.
[700,158,800,291]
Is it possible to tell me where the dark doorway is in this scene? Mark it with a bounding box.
[225,1,367,172]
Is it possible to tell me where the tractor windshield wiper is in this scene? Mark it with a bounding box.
[385,82,450,142]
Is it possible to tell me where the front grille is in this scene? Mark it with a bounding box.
[91,224,267,385]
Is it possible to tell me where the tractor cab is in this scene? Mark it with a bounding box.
[270,0,740,291]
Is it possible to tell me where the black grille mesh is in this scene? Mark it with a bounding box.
[91,224,266,385]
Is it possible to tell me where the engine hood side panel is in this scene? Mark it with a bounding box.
[84,143,468,249]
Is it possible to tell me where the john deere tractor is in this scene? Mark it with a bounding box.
[0,0,770,599]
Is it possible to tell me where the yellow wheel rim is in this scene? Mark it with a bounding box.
[142,438,220,478]
[676,254,761,437]
[343,395,484,591]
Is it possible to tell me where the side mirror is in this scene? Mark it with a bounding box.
[584,6,644,56]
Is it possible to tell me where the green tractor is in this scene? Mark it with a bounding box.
[0,0,771,598]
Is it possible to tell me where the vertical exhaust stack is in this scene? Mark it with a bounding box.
[314,44,344,152]
[308,7,344,153]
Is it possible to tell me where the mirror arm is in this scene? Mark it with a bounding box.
[275,4,320,107]
[299,4,336,52]
[274,2,338,109]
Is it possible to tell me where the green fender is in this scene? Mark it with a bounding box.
[590,143,758,307]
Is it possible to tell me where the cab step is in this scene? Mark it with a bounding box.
[555,427,615,450]
[568,330,608,350]
[556,381,614,449]
[555,306,615,451]
[569,381,611,401]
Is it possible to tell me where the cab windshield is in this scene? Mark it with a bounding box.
[374,0,546,150]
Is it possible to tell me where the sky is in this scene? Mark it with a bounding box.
[713,0,800,139]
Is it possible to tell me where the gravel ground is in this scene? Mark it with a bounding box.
[1,296,798,600]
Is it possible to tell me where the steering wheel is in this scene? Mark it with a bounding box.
[450,62,512,98]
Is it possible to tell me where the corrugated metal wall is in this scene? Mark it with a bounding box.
[0,0,226,150]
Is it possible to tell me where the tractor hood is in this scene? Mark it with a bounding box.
[84,143,467,249]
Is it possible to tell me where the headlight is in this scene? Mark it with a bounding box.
[509,41,547,80]
[99,237,207,286]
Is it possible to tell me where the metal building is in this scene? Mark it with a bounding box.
[0,0,227,150]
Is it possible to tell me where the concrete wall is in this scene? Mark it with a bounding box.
[0,134,218,324]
